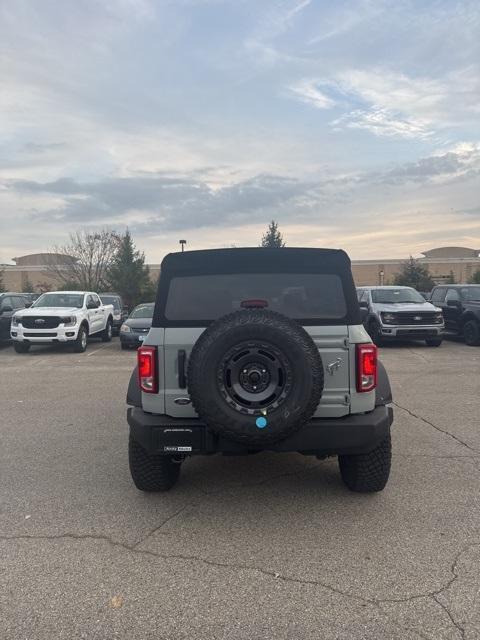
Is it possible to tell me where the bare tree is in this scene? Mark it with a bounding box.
[45,230,120,291]
[37,281,53,293]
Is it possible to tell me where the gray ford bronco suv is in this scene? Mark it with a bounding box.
[127,248,393,493]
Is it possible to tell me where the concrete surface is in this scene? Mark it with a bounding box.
[0,337,479,639]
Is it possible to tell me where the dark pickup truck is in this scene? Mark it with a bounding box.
[430,284,480,345]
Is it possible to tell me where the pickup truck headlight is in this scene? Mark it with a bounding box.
[12,315,20,326]
[120,323,131,333]
[61,316,77,327]
[381,312,397,325]
[433,313,444,324]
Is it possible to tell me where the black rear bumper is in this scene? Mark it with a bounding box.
[127,405,393,456]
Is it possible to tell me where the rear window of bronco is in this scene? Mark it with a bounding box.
[164,273,347,322]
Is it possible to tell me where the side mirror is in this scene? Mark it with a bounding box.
[360,307,368,322]
[86,301,97,309]
[0,305,13,314]
[25,302,33,308]
[447,299,461,307]
[359,301,369,309]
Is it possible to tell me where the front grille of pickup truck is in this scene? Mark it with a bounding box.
[394,312,438,325]
[21,316,61,329]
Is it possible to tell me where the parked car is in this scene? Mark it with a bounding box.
[11,291,114,353]
[430,284,480,346]
[99,293,128,335]
[120,303,154,350]
[0,293,30,343]
[357,285,444,346]
[126,248,393,493]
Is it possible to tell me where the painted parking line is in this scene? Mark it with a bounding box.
[86,344,110,357]
[86,341,124,357]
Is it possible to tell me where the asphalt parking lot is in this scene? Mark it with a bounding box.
[1,337,479,640]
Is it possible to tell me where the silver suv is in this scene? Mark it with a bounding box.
[357,286,444,346]
[127,248,393,493]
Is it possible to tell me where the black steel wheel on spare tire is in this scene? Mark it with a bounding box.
[187,309,324,447]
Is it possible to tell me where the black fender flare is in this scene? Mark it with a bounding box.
[375,360,392,406]
[127,366,142,407]
[461,311,480,325]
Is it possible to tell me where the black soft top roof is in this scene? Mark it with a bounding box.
[154,247,360,327]
[161,247,351,275]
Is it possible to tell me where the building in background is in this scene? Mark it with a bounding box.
[351,247,480,286]
[2,246,480,292]
[1,253,74,292]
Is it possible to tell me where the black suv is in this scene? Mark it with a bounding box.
[99,293,128,335]
[127,248,393,494]
[0,293,30,342]
[430,284,480,345]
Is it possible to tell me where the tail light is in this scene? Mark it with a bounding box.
[138,346,158,393]
[356,343,377,392]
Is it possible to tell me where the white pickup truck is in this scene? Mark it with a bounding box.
[11,291,114,353]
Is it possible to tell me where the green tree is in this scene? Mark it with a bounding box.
[58,279,83,291]
[0,268,5,293]
[393,257,435,291]
[446,270,456,284]
[107,230,154,308]
[22,276,34,293]
[140,275,157,303]
[261,220,285,248]
[469,269,480,284]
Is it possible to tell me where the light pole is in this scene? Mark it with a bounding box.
[179,239,187,252]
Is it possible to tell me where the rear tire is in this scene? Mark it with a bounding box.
[73,325,88,353]
[101,319,113,342]
[463,320,480,346]
[14,342,30,353]
[338,431,391,492]
[425,338,442,347]
[128,436,181,491]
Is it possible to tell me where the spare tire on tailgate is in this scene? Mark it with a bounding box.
[187,309,324,446]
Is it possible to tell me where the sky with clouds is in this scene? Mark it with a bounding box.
[1,0,479,264]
